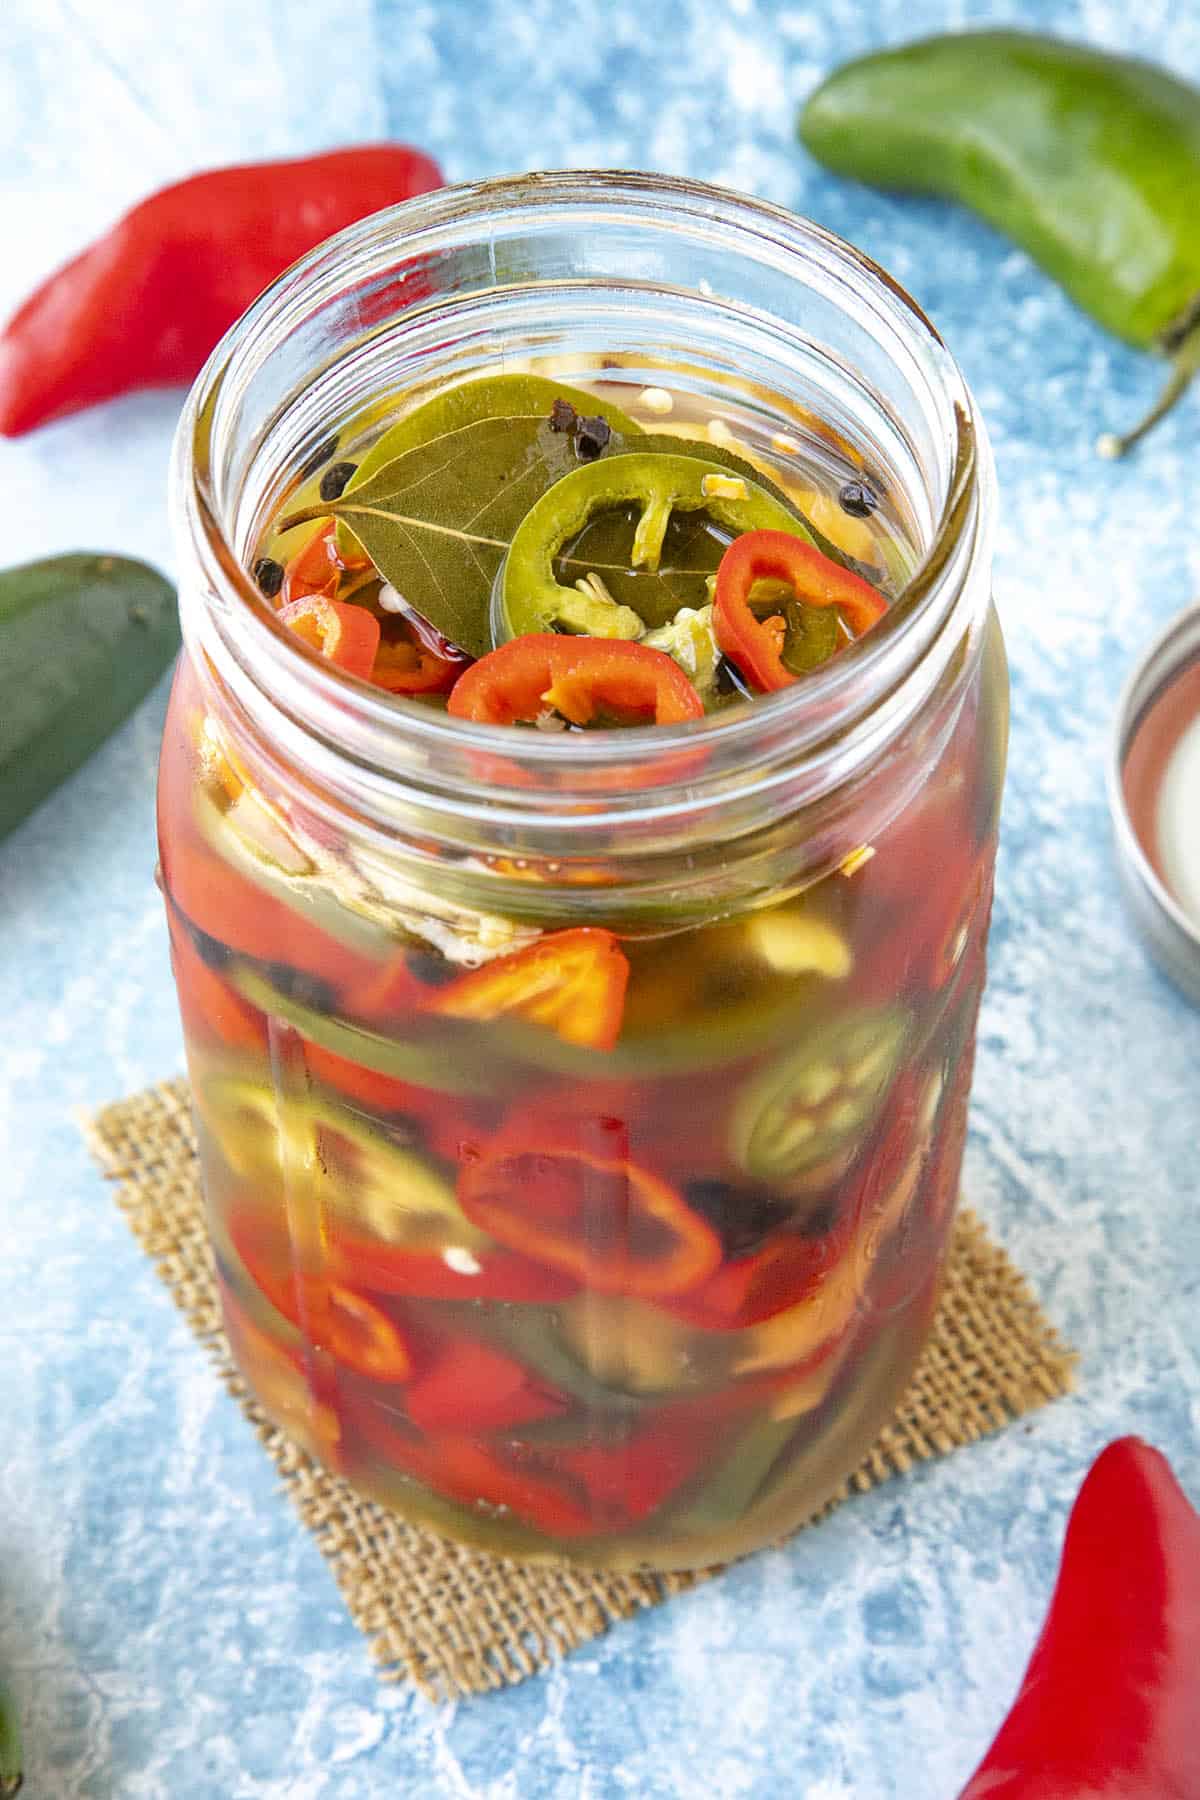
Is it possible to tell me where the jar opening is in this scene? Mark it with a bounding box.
[172,171,994,867]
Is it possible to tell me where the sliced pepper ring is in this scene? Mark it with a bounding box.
[458,1116,722,1298]
[370,601,472,694]
[225,1209,415,1385]
[425,925,630,1050]
[278,593,380,680]
[713,529,887,691]
[499,452,808,639]
[446,634,704,728]
[280,518,370,605]
[731,1004,910,1185]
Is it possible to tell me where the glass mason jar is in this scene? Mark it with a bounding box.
[160,172,1004,1571]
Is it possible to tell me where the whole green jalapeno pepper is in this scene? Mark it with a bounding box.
[800,31,1200,455]
[497,452,809,640]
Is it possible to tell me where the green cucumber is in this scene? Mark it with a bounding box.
[0,553,179,841]
[0,1672,20,1798]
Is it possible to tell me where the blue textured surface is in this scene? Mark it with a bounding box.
[2,1,1200,1794]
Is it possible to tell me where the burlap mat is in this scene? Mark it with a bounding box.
[81,1078,1075,1703]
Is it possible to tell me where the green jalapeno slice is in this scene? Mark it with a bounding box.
[195,1071,490,1252]
[497,452,811,640]
[731,1004,910,1183]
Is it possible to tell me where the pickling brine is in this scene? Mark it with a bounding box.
[161,174,1004,1568]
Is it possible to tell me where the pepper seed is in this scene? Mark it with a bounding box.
[319,461,358,501]
[252,556,285,598]
[639,385,674,415]
[838,479,879,518]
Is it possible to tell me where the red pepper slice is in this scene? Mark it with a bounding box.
[458,1114,721,1298]
[958,1437,1200,1799]
[301,1040,439,1119]
[278,593,380,681]
[664,1226,851,1331]
[428,927,630,1052]
[418,1439,598,1537]
[230,1219,413,1385]
[280,521,357,605]
[162,841,386,1003]
[335,1239,579,1304]
[370,605,472,695]
[167,913,266,1056]
[217,1279,342,1461]
[404,1336,569,1434]
[446,633,705,726]
[349,1404,599,1538]
[559,1423,713,1526]
[713,530,887,692]
[316,1284,414,1384]
[333,947,438,1028]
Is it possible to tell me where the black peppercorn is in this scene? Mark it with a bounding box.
[838,479,879,518]
[319,460,358,501]
[549,397,578,433]
[575,414,612,461]
[298,434,339,481]
[252,556,285,599]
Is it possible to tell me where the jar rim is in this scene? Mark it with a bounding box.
[172,169,992,826]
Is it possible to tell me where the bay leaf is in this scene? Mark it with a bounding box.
[283,410,634,659]
[332,372,642,569]
[347,372,642,495]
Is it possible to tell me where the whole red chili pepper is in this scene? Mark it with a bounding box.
[712,529,887,692]
[958,1436,1200,1798]
[0,144,443,436]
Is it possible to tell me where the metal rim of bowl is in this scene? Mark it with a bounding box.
[1106,600,1200,1006]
